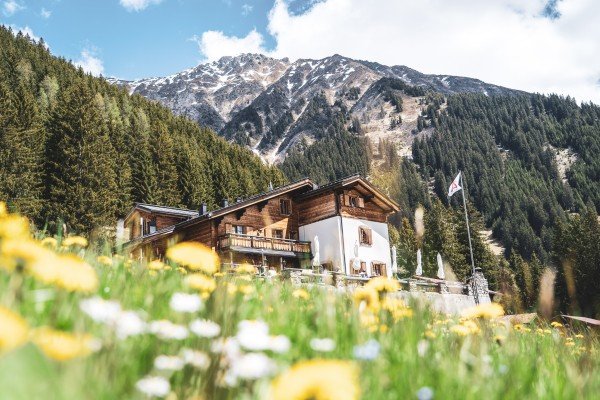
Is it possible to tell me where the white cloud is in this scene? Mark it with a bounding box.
[241,4,253,16]
[191,29,267,62]
[196,0,600,103]
[3,0,24,16]
[74,49,105,76]
[119,0,163,12]
[41,7,51,19]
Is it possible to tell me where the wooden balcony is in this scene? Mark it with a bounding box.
[218,233,311,256]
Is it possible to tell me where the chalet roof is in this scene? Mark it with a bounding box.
[297,174,400,212]
[125,203,200,221]
[174,177,316,230]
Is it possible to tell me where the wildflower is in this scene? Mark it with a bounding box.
[96,255,113,267]
[417,339,429,357]
[236,263,255,274]
[462,302,504,319]
[154,355,185,371]
[575,334,584,339]
[147,260,165,271]
[353,287,379,309]
[182,349,210,369]
[32,327,99,361]
[169,292,203,313]
[149,320,189,340]
[269,359,359,400]
[0,214,30,239]
[238,284,255,295]
[365,276,400,295]
[114,311,147,339]
[417,386,434,400]
[136,375,170,398]
[450,324,472,336]
[166,242,219,274]
[211,337,242,360]
[269,335,291,353]
[0,306,29,353]
[190,319,221,338]
[40,237,58,248]
[353,339,380,360]
[494,335,506,344]
[292,288,310,300]
[62,236,88,248]
[185,274,216,296]
[80,297,122,324]
[550,321,563,328]
[236,320,270,351]
[230,352,276,381]
[48,254,99,293]
[1,239,54,273]
[424,330,436,339]
[310,338,336,352]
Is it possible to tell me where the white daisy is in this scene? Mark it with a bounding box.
[154,355,185,371]
[230,352,276,381]
[80,297,122,324]
[149,320,189,340]
[236,320,271,351]
[189,319,221,338]
[310,337,336,352]
[135,375,170,398]
[181,349,210,369]
[268,335,291,353]
[169,292,203,313]
[114,310,146,340]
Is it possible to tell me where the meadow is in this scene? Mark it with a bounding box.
[1,204,599,400]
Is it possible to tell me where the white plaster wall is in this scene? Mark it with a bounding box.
[299,217,344,272]
[340,218,392,277]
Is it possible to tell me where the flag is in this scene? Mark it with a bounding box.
[448,172,462,197]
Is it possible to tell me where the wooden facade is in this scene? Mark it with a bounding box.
[122,175,400,273]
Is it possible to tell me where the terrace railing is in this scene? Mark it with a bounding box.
[218,233,312,254]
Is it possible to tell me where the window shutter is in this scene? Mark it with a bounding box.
[357,197,365,208]
[367,228,373,245]
[225,223,232,233]
[344,194,351,206]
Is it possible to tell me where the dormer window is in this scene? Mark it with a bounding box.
[280,199,291,215]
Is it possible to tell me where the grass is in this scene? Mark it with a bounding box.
[1,237,599,399]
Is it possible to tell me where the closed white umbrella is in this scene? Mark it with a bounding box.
[415,249,423,276]
[352,241,360,273]
[391,246,398,274]
[436,252,445,280]
[312,235,320,267]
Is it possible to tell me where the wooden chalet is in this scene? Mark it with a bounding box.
[122,175,400,276]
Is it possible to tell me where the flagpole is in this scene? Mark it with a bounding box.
[459,171,479,304]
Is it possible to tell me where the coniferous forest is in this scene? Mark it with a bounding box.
[0,27,284,235]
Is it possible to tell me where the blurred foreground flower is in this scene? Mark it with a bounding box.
[32,327,99,361]
[62,236,88,248]
[166,242,219,274]
[461,302,504,319]
[170,292,203,313]
[149,320,189,340]
[353,339,380,360]
[190,319,221,338]
[185,274,216,298]
[136,375,170,398]
[0,306,29,353]
[28,253,98,293]
[269,359,359,400]
[310,338,336,352]
[96,255,113,267]
[154,355,185,371]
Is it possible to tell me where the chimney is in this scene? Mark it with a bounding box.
[200,203,207,215]
[222,199,229,207]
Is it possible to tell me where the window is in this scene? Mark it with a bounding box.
[349,196,358,207]
[288,231,298,240]
[372,262,386,277]
[359,226,372,246]
[344,194,365,208]
[233,225,246,234]
[272,229,284,239]
[280,199,291,215]
[360,262,367,273]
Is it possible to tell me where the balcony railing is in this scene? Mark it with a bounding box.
[218,233,311,254]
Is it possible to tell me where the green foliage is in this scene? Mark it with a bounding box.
[0,26,283,234]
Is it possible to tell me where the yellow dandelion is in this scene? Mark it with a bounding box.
[32,327,98,361]
[353,287,379,309]
[494,335,506,344]
[227,283,238,295]
[461,302,504,319]
[0,306,29,353]
[0,214,30,240]
[550,321,563,328]
[185,273,216,295]
[269,359,359,400]
[575,334,584,339]
[292,289,310,300]
[0,201,6,217]
[29,254,98,293]
[565,341,575,347]
[166,242,219,274]
[236,263,256,274]
[40,237,58,248]
[96,255,113,267]
[365,276,400,295]
[1,239,54,273]
[213,272,225,278]
[238,284,255,295]
[147,260,165,271]
[62,236,88,248]
[450,324,472,336]
[424,330,436,339]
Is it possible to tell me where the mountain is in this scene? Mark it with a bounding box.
[109,54,521,162]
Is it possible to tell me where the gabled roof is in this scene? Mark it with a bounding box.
[124,203,200,222]
[174,177,316,230]
[297,174,400,212]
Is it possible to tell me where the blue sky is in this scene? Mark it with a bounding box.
[0,0,318,79]
[1,0,599,103]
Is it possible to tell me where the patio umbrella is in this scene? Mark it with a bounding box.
[312,235,320,267]
[415,249,423,276]
[391,246,398,274]
[436,252,445,280]
[352,241,360,273]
